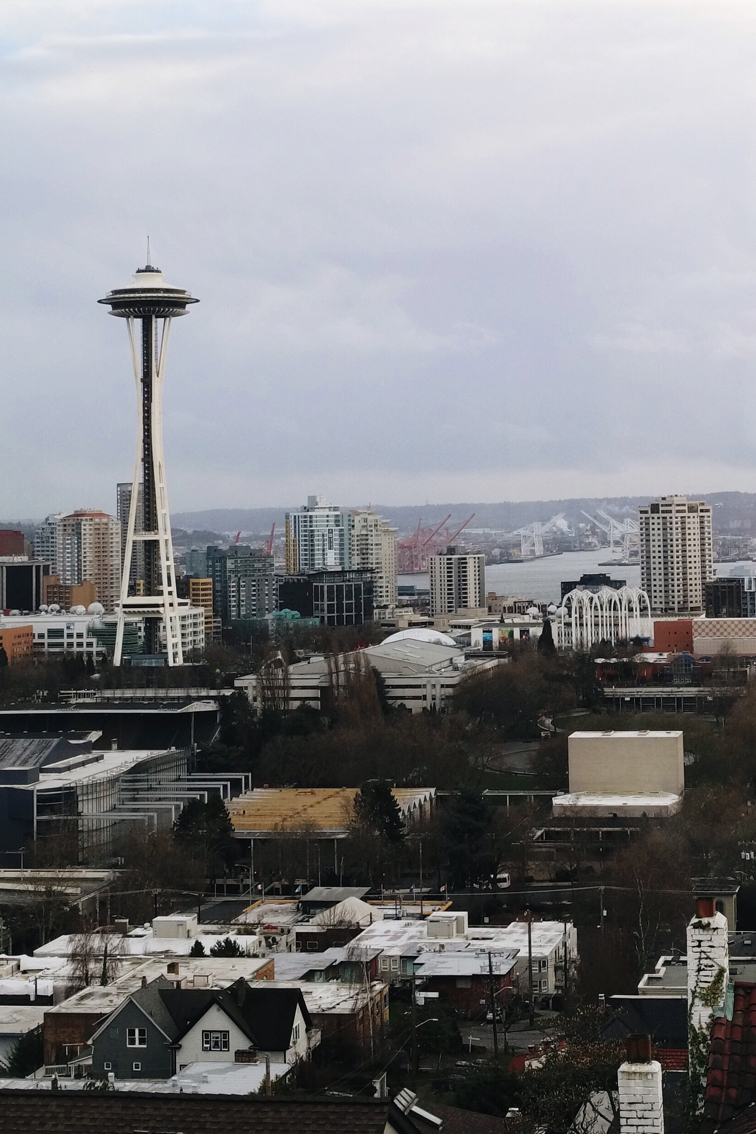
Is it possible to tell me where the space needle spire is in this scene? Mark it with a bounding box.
[99,258,198,666]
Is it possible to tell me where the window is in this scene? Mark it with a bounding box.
[292,1024,300,1043]
[127,1028,147,1047]
[103,1062,112,1071]
[202,1030,230,1052]
[390,957,399,971]
[306,941,319,951]
[132,1062,141,1072]
[380,958,389,971]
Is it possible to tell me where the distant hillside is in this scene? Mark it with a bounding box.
[172,492,756,537]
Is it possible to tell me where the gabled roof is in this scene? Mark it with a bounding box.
[91,978,310,1055]
[214,979,312,1052]
[606,995,688,1049]
[703,983,756,1134]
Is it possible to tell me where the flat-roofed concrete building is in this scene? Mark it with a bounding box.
[552,730,684,818]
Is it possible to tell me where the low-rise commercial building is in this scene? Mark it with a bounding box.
[235,631,501,713]
[0,604,205,662]
[0,624,33,663]
[552,730,684,819]
[227,787,435,844]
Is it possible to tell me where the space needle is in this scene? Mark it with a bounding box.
[99,254,198,666]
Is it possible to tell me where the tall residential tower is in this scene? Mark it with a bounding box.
[639,495,713,615]
[99,260,198,664]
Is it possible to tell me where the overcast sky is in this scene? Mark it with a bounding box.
[2,0,756,518]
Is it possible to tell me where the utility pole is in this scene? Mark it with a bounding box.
[488,952,499,1059]
[527,911,535,1027]
[563,917,569,997]
[249,839,254,899]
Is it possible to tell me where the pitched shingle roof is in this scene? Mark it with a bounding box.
[703,982,756,1133]
[0,1090,393,1134]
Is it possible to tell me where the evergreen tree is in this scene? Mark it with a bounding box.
[538,617,557,657]
[210,935,244,957]
[2,1025,43,1077]
[354,782,405,843]
[173,795,238,880]
[0,645,8,669]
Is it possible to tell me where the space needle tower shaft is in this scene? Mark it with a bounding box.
[99,258,198,666]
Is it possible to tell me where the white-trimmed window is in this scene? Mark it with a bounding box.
[127,1028,147,1047]
[390,957,399,971]
[292,1024,300,1043]
[132,1062,141,1072]
[202,1030,230,1052]
[103,1062,112,1071]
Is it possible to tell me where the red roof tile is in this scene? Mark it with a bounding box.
[703,983,756,1133]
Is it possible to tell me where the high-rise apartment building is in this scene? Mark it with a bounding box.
[639,495,713,615]
[429,547,486,616]
[286,496,350,574]
[188,578,215,643]
[350,509,397,609]
[207,545,276,624]
[33,514,64,570]
[34,511,122,613]
[116,482,144,593]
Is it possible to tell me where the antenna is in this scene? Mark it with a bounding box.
[146,235,151,267]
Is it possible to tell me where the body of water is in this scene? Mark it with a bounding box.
[400,552,755,606]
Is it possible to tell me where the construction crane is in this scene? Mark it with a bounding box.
[234,531,241,545]
[399,513,482,572]
[581,510,639,560]
[508,513,568,558]
[264,523,276,556]
[445,513,475,545]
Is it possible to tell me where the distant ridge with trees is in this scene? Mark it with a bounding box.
[171,490,756,536]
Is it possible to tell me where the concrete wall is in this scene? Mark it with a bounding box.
[568,731,684,795]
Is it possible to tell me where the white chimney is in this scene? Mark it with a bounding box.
[687,898,729,1110]
[618,1035,664,1134]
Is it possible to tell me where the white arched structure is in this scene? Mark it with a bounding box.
[557,586,652,650]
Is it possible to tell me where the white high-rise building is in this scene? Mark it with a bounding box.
[286,496,350,574]
[429,547,485,616]
[33,510,122,613]
[33,514,64,570]
[350,509,397,608]
[639,496,713,615]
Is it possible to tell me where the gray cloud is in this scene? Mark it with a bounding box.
[2,1,756,516]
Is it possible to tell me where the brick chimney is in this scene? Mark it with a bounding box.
[617,1034,664,1134]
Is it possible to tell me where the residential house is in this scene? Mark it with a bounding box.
[87,977,317,1080]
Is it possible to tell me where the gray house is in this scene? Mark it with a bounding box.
[88,976,316,1080]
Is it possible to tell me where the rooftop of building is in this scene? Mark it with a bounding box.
[413,951,517,978]
[0,1090,396,1134]
[568,730,683,739]
[42,955,274,1016]
[0,1060,290,1095]
[227,787,435,837]
[352,916,570,956]
[301,885,371,904]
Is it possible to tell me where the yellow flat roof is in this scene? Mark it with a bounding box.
[227,787,434,834]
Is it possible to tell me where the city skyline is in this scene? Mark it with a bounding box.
[2,3,756,515]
